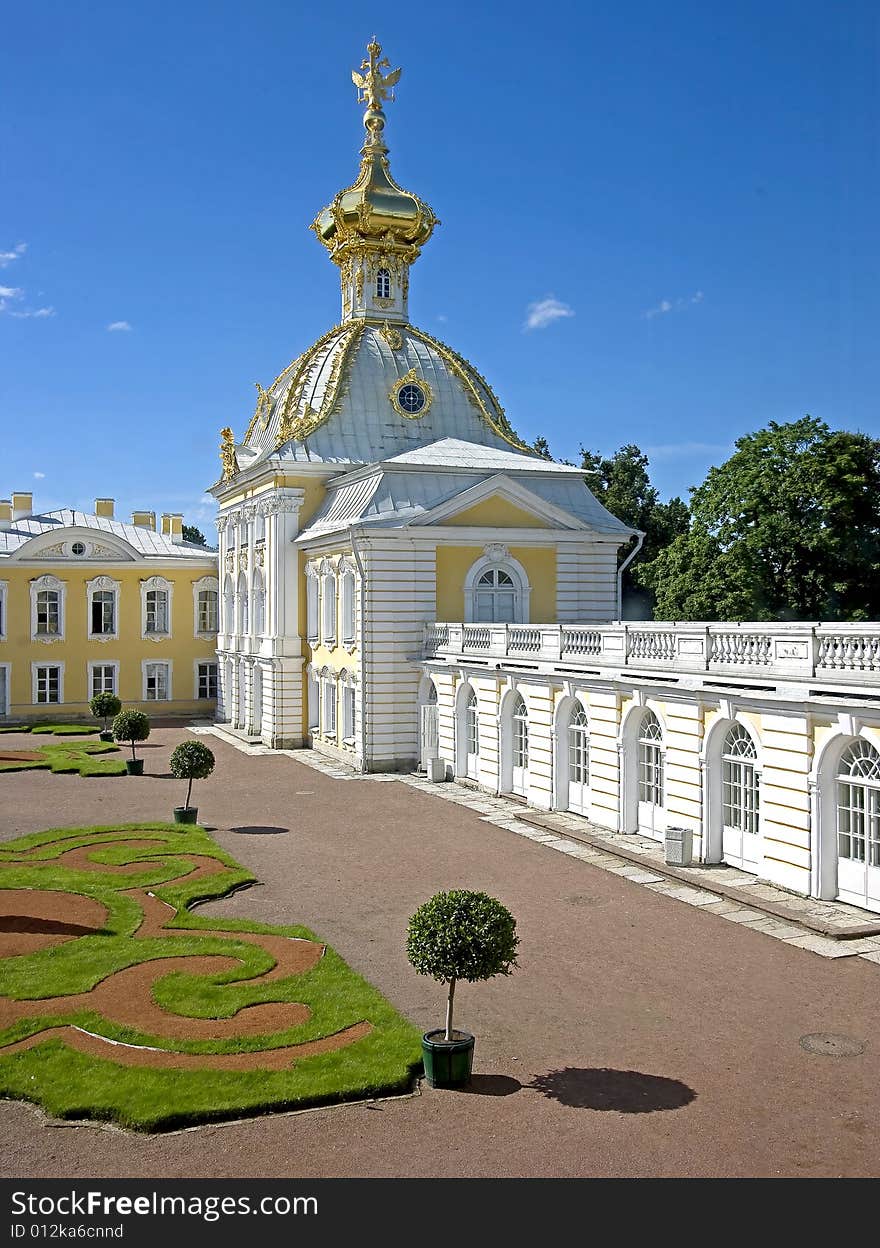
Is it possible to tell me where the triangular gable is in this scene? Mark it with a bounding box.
[409,474,588,531]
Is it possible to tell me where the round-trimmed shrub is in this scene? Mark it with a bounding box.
[89,691,122,731]
[169,740,215,811]
[406,889,519,1040]
[112,709,151,761]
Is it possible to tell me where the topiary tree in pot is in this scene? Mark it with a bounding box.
[89,691,122,741]
[406,889,519,1089]
[168,740,215,824]
[112,709,150,775]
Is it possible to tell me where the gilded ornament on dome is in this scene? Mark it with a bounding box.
[220,427,239,481]
[373,296,394,309]
[253,382,272,430]
[355,266,364,301]
[380,321,403,350]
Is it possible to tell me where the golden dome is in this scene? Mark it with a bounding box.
[311,40,438,266]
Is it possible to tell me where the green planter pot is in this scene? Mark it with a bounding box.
[99,731,114,742]
[173,807,198,825]
[421,1029,475,1088]
[125,759,144,776]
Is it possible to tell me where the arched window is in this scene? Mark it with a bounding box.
[253,570,265,637]
[837,740,880,870]
[464,554,530,624]
[322,569,337,644]
[341,567,356,647]
[568,704,590,787]
[722,723,759,839]
[637,710,664,834]
[510,692,529,795]
[237,574,248,635]
[306,567,319,643]
[376,267,391,299]
[223,577,234,633]
[465,687,479,764]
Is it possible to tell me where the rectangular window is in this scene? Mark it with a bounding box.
[145,663,170,701]
[198,590,218,633]
[342,685,355,742]
[307,576,319,642]
[145,590,169,634]
[91,591,115,635]
[90,664,116,697]
[197,662,218,700]
[36,591,60,635]
[0,585,6,639]
[321,575,336,645]
[308,673,319,730]
[323,679,336,737]
[36,665,61,704]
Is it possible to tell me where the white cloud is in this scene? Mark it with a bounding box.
[9,306,55,319]
[33,471,46,479]
[107,320,132,332]
[643,290,705,319]
[0,285,22,300]
[0,242,26,268]
[523,296,575,332]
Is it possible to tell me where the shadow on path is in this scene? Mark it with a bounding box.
[529,1067,696,1113]
[455,1074,522,1097]
[229,826,289,836]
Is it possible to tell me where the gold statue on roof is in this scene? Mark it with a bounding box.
[351,38,401,113]
[219,427,239,482]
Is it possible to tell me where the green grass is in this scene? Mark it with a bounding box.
[31,723,100,736]
[0,742,126,777]
[0,823,422,1130]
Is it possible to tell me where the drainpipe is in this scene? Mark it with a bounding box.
[616,532,645,621]
[350,527,369,772]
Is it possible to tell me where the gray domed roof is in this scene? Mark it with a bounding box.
[239,321,532,468]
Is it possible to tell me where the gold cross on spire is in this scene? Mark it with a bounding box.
[351,38,401,113]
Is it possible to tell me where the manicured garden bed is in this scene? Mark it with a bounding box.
[0,723,100,736]
[0,742,126,777]
[0,823,422,1130]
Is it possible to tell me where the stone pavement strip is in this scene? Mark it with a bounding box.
[197,724,880,964]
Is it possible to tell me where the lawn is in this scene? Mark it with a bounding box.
[0,741,126,776]
[0,824,422,1130]
[0,723,99,735]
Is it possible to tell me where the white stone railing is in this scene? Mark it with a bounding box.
[423,621,880,687]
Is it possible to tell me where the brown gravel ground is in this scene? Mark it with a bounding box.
[0,726,878,1178]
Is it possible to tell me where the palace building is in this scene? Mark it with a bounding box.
[0,493,218,722]
[212,42,880,915]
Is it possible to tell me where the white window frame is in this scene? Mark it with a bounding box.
[88,660,119,699]
[193,576,220,638]
[376,267,392,299]
[463,553,531,624]
[142,660,172,702]
[195,659,218,701]
[341,565,356,648]
[30,574,66,643]
[86,575,120,642]
[0,662,10,716]
[321,565,337,646]
[307,665,319,731]
[32,661,64,705]
[140,576,173,641]
[306,567,319,643]
[321,670,337,738]
[0,580,7,641]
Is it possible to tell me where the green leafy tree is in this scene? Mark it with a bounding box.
[531,435,552,460]
[112,710,150,762]
[406,890,519,1041]
[638,417,880,621]
[182,523,207,546]
[169,740,215,811]
[579,443,689,616]
[89,691,121,733]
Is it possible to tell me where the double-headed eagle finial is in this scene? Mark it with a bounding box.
[351,38,401,115]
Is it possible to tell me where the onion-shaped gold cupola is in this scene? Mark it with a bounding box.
[311,39,438,324]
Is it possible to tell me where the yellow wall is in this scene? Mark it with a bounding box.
[435,545,557,623]
[298,549,360,743]
[1,563,217,719]
[444,497,550,528]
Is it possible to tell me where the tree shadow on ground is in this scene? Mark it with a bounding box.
[455,1074,522,1097]
[528,1067,696,1113]
[229,826,289,836]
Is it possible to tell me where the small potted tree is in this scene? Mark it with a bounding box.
[89,691,122,742]
[169,740,215,824]
[406,889,519,1089]
[112,709,150,775]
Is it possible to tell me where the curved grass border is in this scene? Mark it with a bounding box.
[0,823,422,1130]
[0,742,125,777]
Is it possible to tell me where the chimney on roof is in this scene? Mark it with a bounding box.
[95,498,115,519]
[12,491,33,521]
[0,500,11,532]
[160,513,185,544]
[131,510,156,530]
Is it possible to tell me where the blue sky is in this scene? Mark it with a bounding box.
[2,0,877,530]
